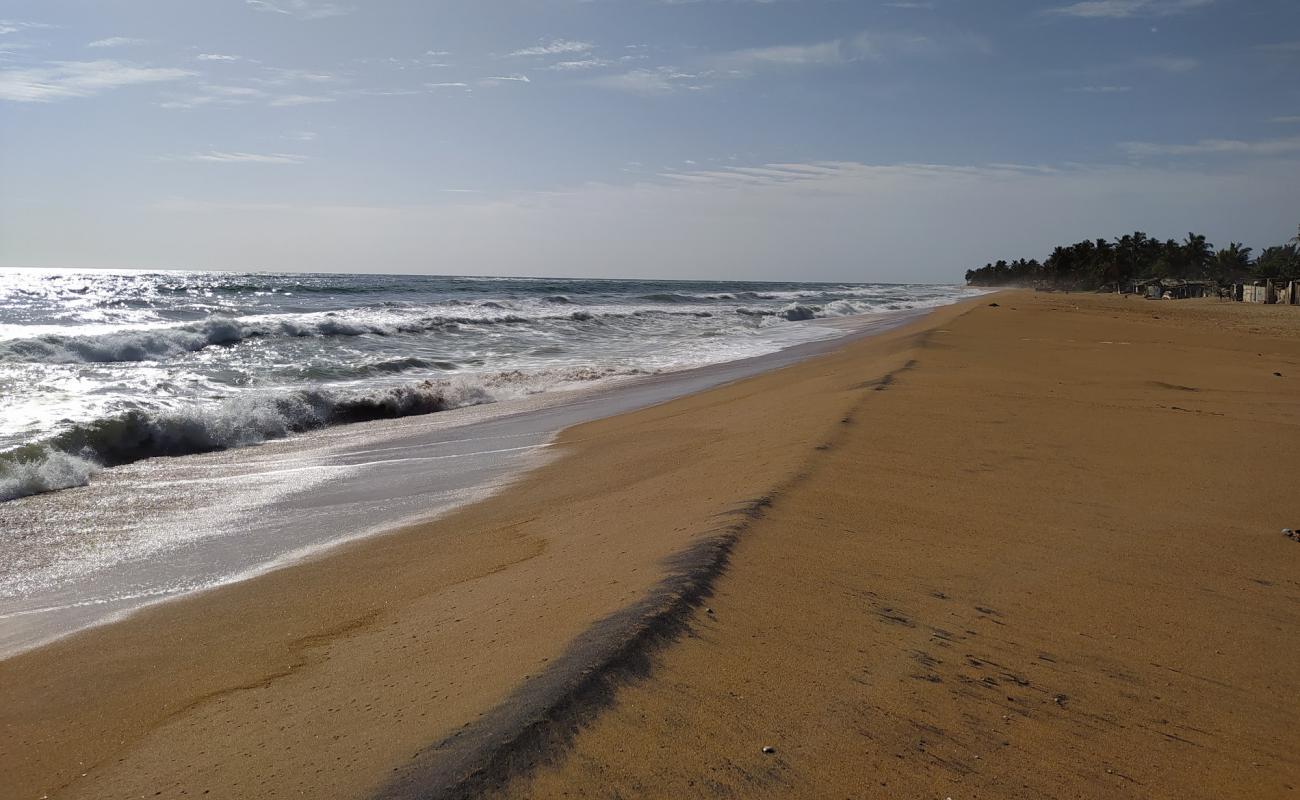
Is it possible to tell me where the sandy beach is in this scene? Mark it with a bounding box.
[3,291,1298,799]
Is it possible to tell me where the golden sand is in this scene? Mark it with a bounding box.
[2,292,1297,799]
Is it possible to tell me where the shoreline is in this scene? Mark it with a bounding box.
[0,307,929,660]
[0,300,962,800]
[3,291,1296,799]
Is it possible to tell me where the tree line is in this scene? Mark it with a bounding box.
[964,226,1300,289]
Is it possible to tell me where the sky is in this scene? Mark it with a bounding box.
[0,0,1298,282]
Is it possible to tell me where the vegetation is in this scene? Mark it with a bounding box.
[965,225,1300,290]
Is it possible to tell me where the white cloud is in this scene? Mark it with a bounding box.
[268,93,335,106]
[88,37,148,48]
[0,20,54,36]
[1257,40,1300,53]
[479,74,530,86]
[427,81,469,88]
[197,53,241,62]
[159,84,266,109]
[546,59,613,71]
[245,0,351,19]
[285,130,317,141]
[590,30,980,94]
[176,151,308,164]
[1271,116,1300,124]
[1047,0,1213,18]
[1121,136,1300,157]
[716,35,880,70]
[254,67,335,85]
[587,67,704,94]
[508,40,593,57]
[712,30,987,75]
[161,82,338,109]
[0,60,193,102]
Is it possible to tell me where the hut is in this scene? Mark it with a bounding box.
[1135,278,1215,300]
[1236,280,1299,304]
[1239,281,1273,303]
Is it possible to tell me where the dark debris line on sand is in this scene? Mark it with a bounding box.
[371,508,758,800]
[372,356,925,800]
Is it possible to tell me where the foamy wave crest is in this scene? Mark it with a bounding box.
[735,299,894,321]
[0,380,494,503]
[0,451,98,502]
[0,309,591,364]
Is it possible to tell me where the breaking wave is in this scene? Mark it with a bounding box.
[0,451,98,504]
[0,380,494,502]
[0,362,657,503]
[0,310,582,365]
[0,304,757,365]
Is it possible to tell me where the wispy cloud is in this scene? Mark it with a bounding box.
[546,58,614,71]
[245,0,351,19]
[592,29,982,94]
[0,20,54,36]
[1047,0,1213,18]
[1271,115,1300,124]
[159,84,264,109]
[427,81,469,88]
[1256,40,1300,53]
[714,30,987,74]
[1140,55,1197,72]
[253,67,336,85]
[1121,136,1300,157]
[718,39,869,69]
[88,37,148,48]
[508,39,593,57]
[0,60,193,102]
[268,93,335,106]
[479,74,531,86]
[1070,84,1133,92]
[160,81,336,110]
[176,151,308,164]
[588,67,704,94]
[197,53,241,62]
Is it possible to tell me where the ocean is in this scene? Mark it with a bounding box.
[0,268,976,654]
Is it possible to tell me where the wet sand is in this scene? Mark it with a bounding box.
[3,292,1298,799]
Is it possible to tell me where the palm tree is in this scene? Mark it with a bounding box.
[1214,243,1252,283]
[1182,232,1213,278]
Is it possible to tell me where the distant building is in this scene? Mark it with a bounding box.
[1133,278,1216,300]
[1236,280,1299,304]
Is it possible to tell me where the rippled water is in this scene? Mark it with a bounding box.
[0,269,974,501]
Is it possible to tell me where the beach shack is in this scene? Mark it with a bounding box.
[1240,281,1272,303]
[1136,278,1215,300]
[1235,280,1299,304]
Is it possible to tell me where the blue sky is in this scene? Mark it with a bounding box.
[1,0,1298,281]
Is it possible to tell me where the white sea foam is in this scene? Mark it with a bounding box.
[0,451,98,502]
